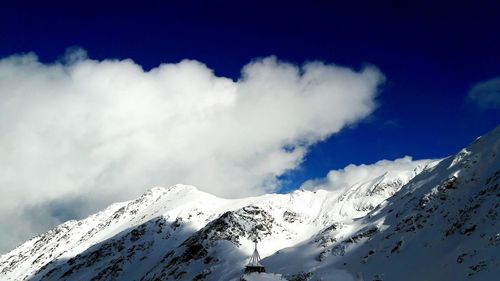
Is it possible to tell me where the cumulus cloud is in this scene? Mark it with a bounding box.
[0,50,384,252]
[300,156,434,192]
[467,77,500,109]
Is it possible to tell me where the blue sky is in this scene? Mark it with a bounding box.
[1,1,499,191]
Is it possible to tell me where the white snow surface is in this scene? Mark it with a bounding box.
[0,127,498,281]
[239,273,285,281]
[265,126,500,281]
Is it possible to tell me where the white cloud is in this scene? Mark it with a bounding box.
[0,50,384,253]
[300,156,433,192]
[468,77,500,109]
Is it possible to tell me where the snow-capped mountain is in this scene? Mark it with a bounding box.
[265,127,500,280]
[0,127,498,281]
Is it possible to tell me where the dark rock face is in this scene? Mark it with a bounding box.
[142,205,276,280]
[195,205,275,245]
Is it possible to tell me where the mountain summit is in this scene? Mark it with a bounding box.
[1,128,498,281]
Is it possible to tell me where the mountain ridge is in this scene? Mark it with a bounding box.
[264,126,500,281]
[1,127,498,281]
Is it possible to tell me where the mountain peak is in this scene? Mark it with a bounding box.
[140,184,201,198]
[1,128,498,281]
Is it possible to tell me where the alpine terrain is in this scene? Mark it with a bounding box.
[0,127,498,281]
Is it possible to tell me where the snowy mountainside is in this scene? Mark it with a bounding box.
[324,163,434,219]
[0,186,225,280]
[264,127,500,281]
[0,157,431,280]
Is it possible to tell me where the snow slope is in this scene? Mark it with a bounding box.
[1,127,498,281]
[0,159,429,281]
[264,127,500,281]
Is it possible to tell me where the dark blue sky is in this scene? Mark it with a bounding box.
[1,0,499,191]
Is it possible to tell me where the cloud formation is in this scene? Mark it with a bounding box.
[300,156,434,192]
[468,77,500,109]
[0,50,383,252]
